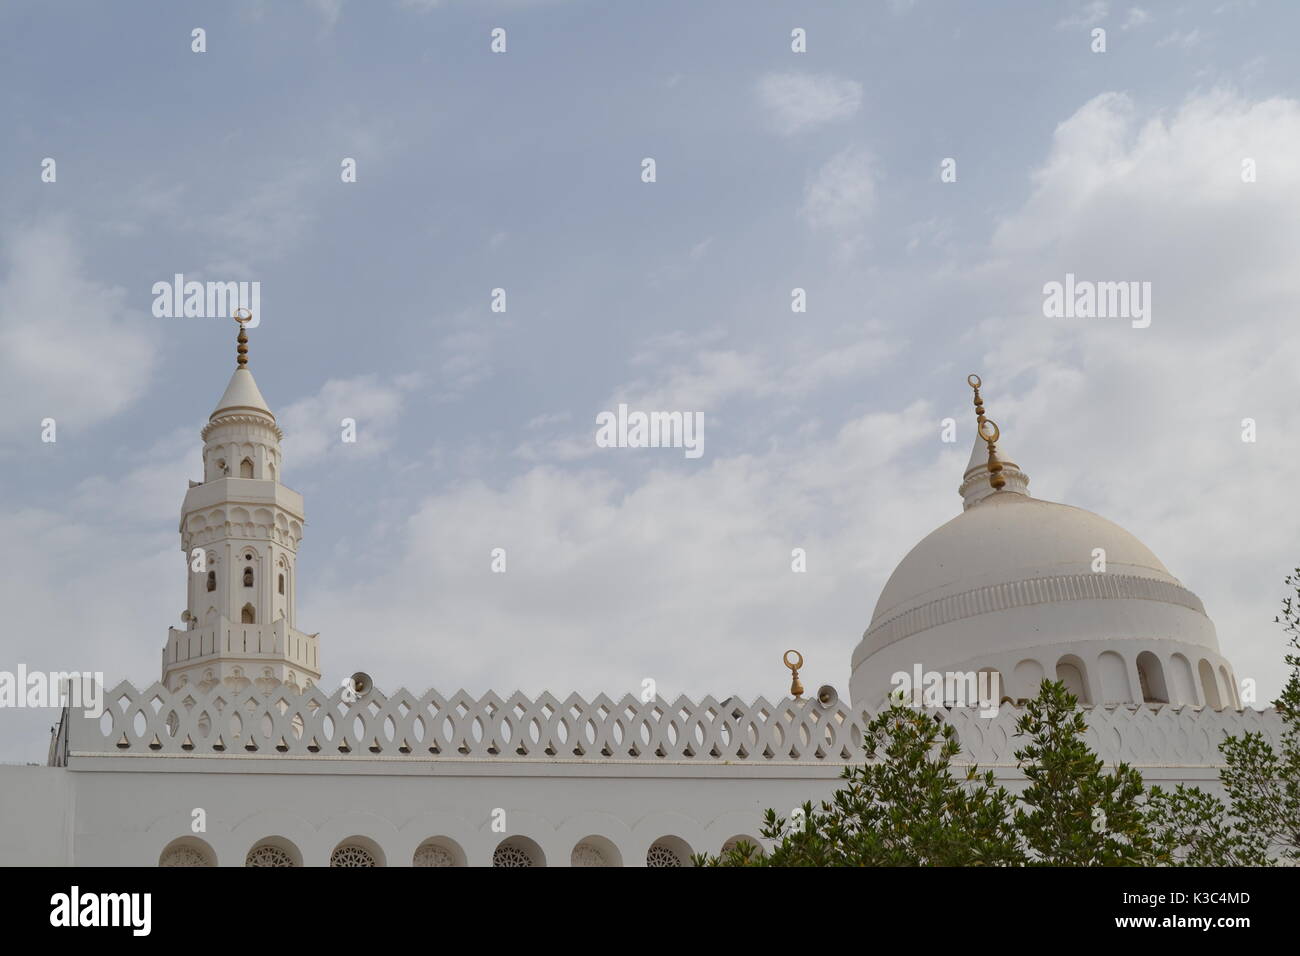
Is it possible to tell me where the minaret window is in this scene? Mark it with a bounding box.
[206,571,216,592]
[240,458,254,478]
[278,573,285,595]
[216,459,227,477]
[244,567,254,587]
[241,604,256,624]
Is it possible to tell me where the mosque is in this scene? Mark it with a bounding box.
[0,321,1280,866]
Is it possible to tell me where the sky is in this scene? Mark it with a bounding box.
[2,0,1299,763]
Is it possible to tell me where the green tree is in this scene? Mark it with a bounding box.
[1012,680,1155,865]
[1147,569,1300,865]
[698,703,1023,866]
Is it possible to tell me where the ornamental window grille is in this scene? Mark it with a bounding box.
[246,844,295,867]
[330,845,376,867]
[492,843,535,867]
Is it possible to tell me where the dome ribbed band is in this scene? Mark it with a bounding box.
[865,572,1207,653]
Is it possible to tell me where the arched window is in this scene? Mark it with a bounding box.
[330,839,383,867]
[240,458,254,478]
[1055,657,1091,705]
[245,841,299,867]
[206,571,216,592]
[216,459,227,476]
[492,837,543,867]
[1199,659,1223,709]
[159,838,216,868]
[1137,652,1168,704]
[268,463,276,482]
[647,837,691,867]
[413,838,464,867]
[243,567,254,587]
[241,604,255,624]
[278,573,285,595]
[571,836,621,867]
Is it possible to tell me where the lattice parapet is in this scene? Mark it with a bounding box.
[66,681,1281,768]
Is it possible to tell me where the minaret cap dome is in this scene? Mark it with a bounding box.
[210,367,274,421]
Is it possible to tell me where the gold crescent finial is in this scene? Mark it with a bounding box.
[968,373,1006,490]
[783,649,805,698]
[233,309,252,368]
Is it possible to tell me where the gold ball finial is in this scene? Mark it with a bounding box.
[968,373,1007,490]
[783,649,805,698]
[233,309,252,368]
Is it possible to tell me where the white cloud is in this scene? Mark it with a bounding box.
[0,220,159,447]
[307,399,952,702]
[306,0,344,26]
[1156,28,1204,50]
[756,72,863,136]
[1057,1,1109,29]
[71,428,200,525]
[1122,7,1151,30]
[278,373,420,467]
[801,147,875,234]
[976,88,1300,703]
[608,322,895,413]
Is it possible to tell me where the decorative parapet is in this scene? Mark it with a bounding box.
[63,681,1282,769]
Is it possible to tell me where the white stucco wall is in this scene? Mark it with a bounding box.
[6,681,1276,867]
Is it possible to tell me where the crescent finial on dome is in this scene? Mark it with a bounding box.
[968,374,1006,490]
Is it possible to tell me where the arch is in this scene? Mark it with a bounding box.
[646,836,692,867]
[1054,656,1091,705]
[413,837,465,867]
[1136,652,1168,704]
[493,836,544,867]
[1012,659,1046,700]
[720,834,765,860]
[240,458,254,478]
[330,836,385,867]
[1218,665,1237,708]
[1169,653,1197,705]
[570,835,622,867]
[245,837,301,867]
[241,603,255,624]
[1098,651,1130,704]
[158,836,216,867]
[268,462,276,482]
[1198,659,1223,709]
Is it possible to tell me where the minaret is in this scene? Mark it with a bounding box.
[162,314,320,695]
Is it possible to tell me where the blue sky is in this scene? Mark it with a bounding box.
[2,0,1299,762]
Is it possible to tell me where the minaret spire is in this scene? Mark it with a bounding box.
[235,308,251,368]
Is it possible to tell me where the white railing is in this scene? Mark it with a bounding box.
[65,681,1283,768]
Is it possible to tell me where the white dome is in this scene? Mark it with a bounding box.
[848,425,1237,710]
[869,492,1180,630]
